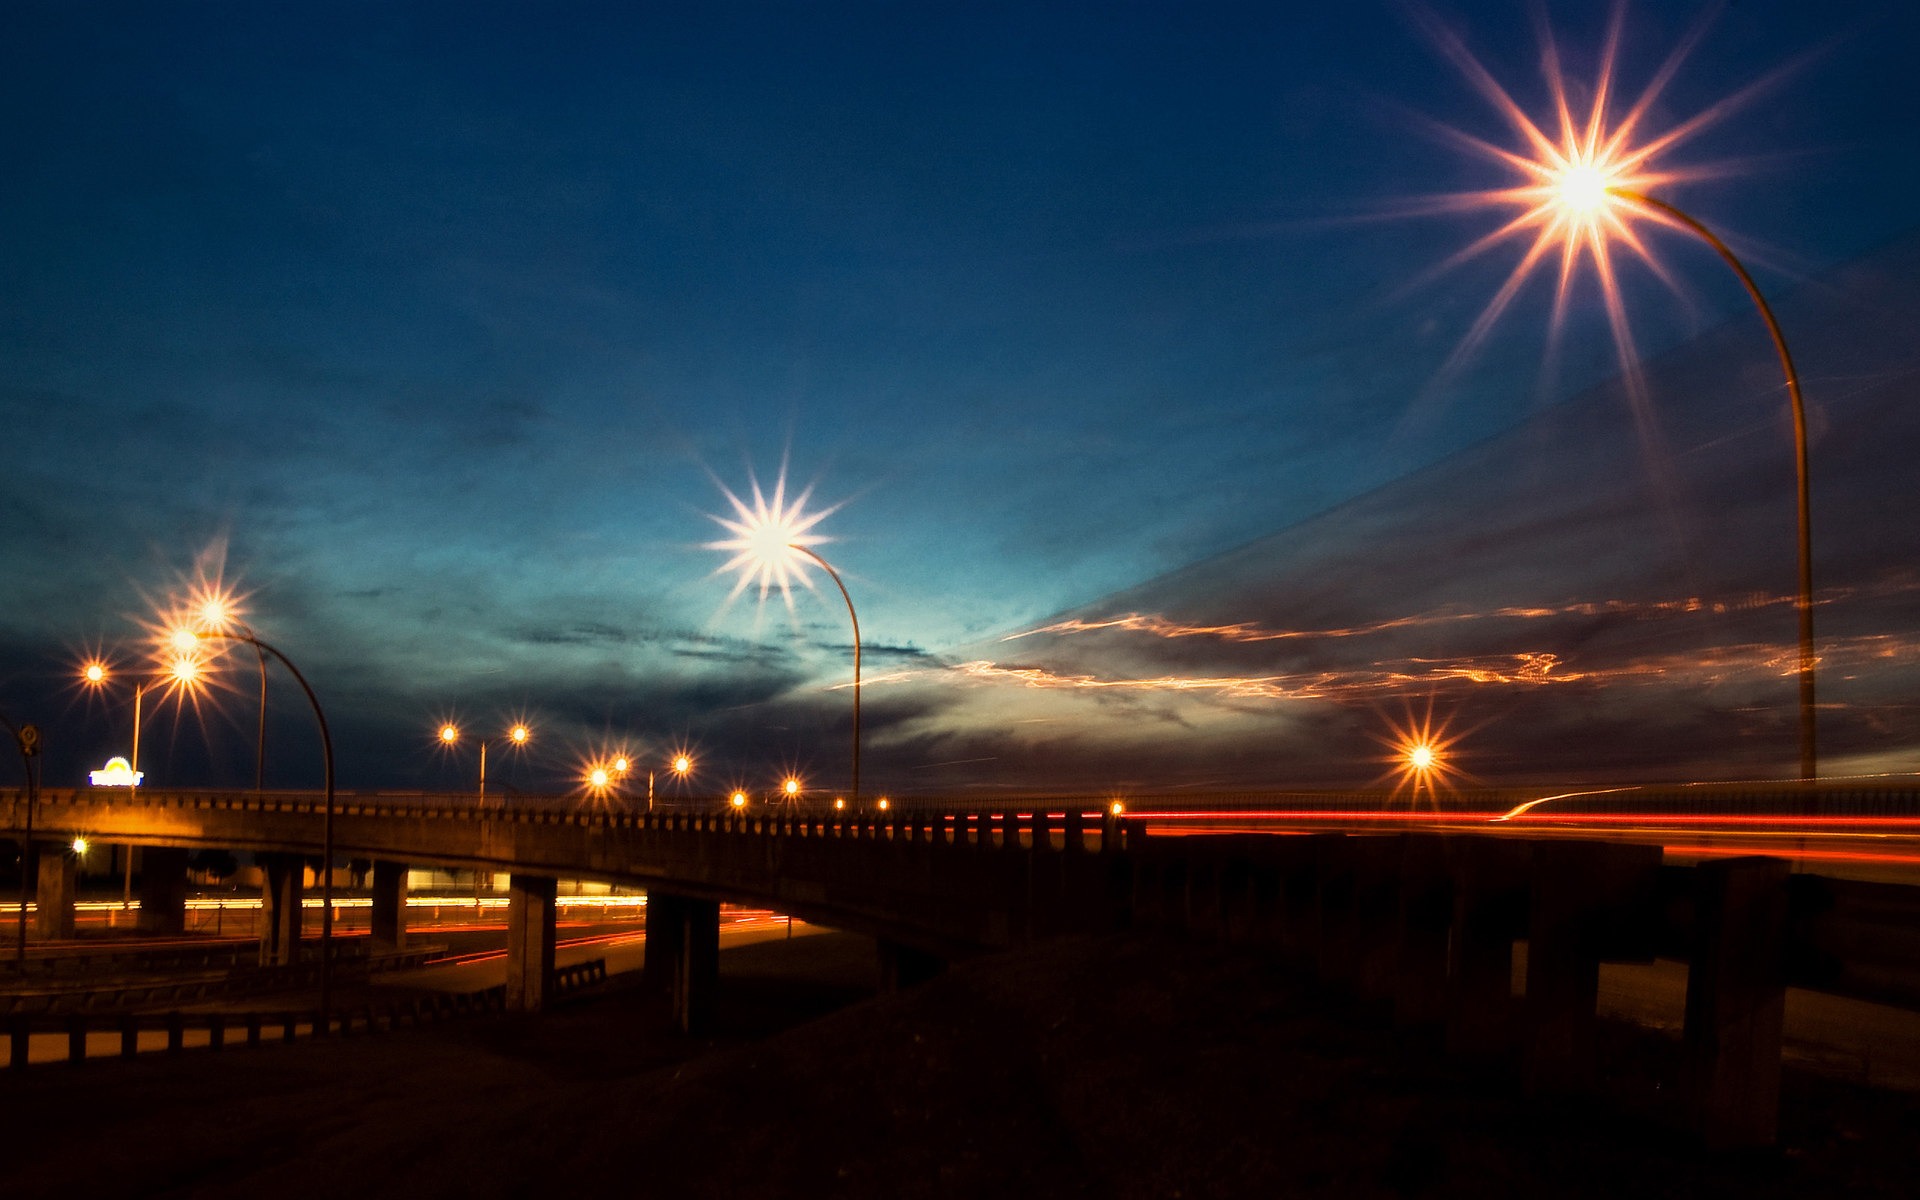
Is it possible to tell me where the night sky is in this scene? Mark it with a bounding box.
[3,1,1916,797]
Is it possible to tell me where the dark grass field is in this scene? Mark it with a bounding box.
[4,931,1918,1198]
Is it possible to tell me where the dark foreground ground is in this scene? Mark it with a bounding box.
[3,932,1918,1199]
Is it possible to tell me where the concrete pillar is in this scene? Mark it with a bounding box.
[644,892,687,993]
[1524,840,1661,1095]
[673,897,720,1036]
[877,938,946,991]
[370,860,408,953]
[1683,856,1789,1148]
[1392,836,1453,1027]
[34,844,76,940]
[260,853,304,966]
[137,847,190,936]
[505,874,558,1013]
[1278,835,1341,966]
[1445,837,1531,1057]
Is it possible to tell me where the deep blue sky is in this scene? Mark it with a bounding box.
[2,1,1916,795]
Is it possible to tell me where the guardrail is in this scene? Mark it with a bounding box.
[3,957,609,1070]
[0,946,448,1017]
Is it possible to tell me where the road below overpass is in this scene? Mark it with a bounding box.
[9,907,819,1065]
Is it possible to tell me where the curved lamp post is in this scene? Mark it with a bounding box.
[2,711,41,966]
[192,629,338,1029]
[176,591,272,796]
[1609,191,1816,779]
[709,475,865,806]
[1539,173,1819,779]
[1440,42,1824,780]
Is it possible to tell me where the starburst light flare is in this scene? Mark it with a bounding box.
[1405,3,1802,385]
[706,463,867,804]
[707,468,839,613]
[1412,4,1821,778]
[1374,701,1470,808]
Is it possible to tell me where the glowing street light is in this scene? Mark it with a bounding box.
[1421,12,1820,778]
[640,750,694,812]
[435,720,534,802]
[178,584,273,795]
[80,654,205,802]
[709,471,865,806]
[80,653,204,908]
[729,792,748,811]
[177,626,340,1029]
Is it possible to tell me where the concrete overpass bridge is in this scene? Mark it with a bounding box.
[9,782,1920,1147]
[2,788,1137,1030]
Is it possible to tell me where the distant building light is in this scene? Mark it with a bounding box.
[89,757,143,788]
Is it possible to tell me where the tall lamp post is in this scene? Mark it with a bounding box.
[709,475,865,806]
[3,711,41,966]
[189,628,338,1029]
[1531,184,1819,779]
[1608,191,1816,779]
[646,752,694,812]
[81,656,203,905]
[436,721,532,802]
[187,594,272,796]
[1435,34,1822,779]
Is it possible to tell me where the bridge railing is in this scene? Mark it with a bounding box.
[2,957,609,1069]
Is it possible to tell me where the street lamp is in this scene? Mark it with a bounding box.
[709,473,864,805]
[1431,22,1821,778]
[81,655,203,906]
[80,656,202,800]
[183,627,339,1030]
[647,751,694,812]
[436,721,533,802]
[186,590,273,796]
[2,710,42,966]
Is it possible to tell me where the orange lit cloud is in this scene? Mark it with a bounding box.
[1005,581,1918,648]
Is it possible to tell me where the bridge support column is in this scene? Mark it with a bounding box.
[34,844,76,940]
[643,892,685,994]
[370,861,408,952]
[1683,856,1788,1148]
[673,897,720,1035]
[505,874,557,1013]
[646,892,719,1034]
[137,847,190,936]
[1523,840,1661,1096]
[877,939,945,992]
[1391,836,1452,1027]
[260,853,304,966]
[1445,838,1530,1057]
